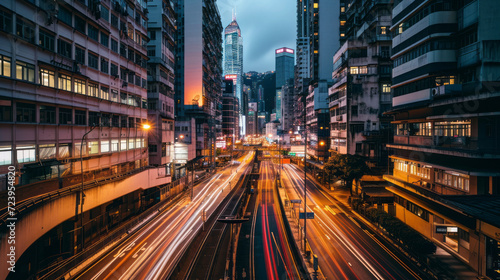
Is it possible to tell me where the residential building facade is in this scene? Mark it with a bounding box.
[329,0,393,167]
[384,0,500,278]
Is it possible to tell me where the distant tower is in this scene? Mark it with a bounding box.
[275,47,295,123]
[224,12,244,137]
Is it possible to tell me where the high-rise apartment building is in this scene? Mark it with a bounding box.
[223,13,244,137]
[275,47,295,123]
[383,1,500,278]
[222,79,239,144]
[0,0,156,277]
[303,0,339,161]
[175,0,223,167]
[329,0,393,166]
[147,0,176,170]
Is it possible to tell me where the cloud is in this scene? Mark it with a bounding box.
[217,0,295,73]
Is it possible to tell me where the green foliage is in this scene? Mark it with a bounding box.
[324,154,369,190]
[363,207,436,255]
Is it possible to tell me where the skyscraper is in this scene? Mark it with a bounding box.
[175,0,223,166]
[275,47,295,122]
[223,12,244,136]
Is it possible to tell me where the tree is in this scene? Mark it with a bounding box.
[323,154,369,195]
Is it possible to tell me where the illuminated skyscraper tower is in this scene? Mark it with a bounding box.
[223,11,244,136]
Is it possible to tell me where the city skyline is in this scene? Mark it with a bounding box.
[217,0,295,72]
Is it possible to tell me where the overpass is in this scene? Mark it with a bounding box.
[0,167,171,280]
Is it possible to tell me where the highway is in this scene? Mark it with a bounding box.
[282,163,424,280]
[72,152,254,280]
[253,160,303,280]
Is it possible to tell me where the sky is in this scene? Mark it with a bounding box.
[217,0,296,73]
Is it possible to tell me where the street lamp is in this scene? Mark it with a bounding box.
[78,122,150,252]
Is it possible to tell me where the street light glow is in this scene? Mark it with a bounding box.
[142,123,151,130]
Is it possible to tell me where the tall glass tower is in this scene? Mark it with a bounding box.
[223,12,244,136]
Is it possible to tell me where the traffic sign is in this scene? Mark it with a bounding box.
[289,152,296,156]
[299,212,314,219]
[290,199,302,204]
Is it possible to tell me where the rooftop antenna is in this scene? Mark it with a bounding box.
[232,8,236,21]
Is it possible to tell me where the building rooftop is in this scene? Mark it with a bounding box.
[442,195,500,229]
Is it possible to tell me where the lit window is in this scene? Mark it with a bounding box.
[120,139,127,151]
[59,143,70,158]
[340,33,345,37]
[40,69,55,87]
[0,55,11,77]
[341,6,345,12]
[75,78,86,95]
[0,145,12,165]
[382,84,391,93]
[313,3,318,8]
[136,138,141,148]
[39,144,56,160]
[101,140,110,153]
[89,83,99,97]
[128,139,135,149]
[58,74,71,91]
[111,139,119,152]
[359,66,368,74]
[380,26,387,35]
[16,61,35,82]
[398,23,404,34]
[340,21,346,26]
[350,67,359,74]
[88,141,99,154]
[17,145,36,163]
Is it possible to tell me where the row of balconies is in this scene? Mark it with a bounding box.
[393,135,500,155]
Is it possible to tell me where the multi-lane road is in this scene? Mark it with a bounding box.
[72,152,254,280]
[282,163,424,280]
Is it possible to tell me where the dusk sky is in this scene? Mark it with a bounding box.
[217,0,296,73]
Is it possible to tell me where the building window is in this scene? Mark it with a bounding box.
[100,58,108,74]
[75,46,85,65]
[58,74,71,91]
[111,89,119,102]
[0,145,12,165]
[88,112,100,126]
[100,86,109,100]
[120,139,127,151]
[16,61,35,82]
[75,109,85,125]
[16,17,35,43]
[39,30,55,51]
[88,141,99,154]
[89,83,98,97]
[0,55,11,77]
[111,139,118,152]
[136,138,141,148]
[100,32,109,47]
[101,5,109,22]
[380,26,387,35]
[58,6,72,26]
[128,50,135,62]
[434,120,471,137]
[71,78,85,95]
[101,140,110,153]
[88,53,98,69]
[59,107,72,124]
[40,105,56,124]
[58,143,70,158]
[110,63,118,77]
[359,66,368,74]
[111,13,118,28]
[149,144,157,153]
[382,84,391,93]
[112,115,119,127]
[111,39,118,52]
[17,145,36,163]
[128,139,135,149]
[16,102,35,123]
[57,39,72,58]
[74,15,86,34]
[0,10,13,33]
[40,69,55,87]
[0,99,12,122]
[120,43,126,57]
[351,105,358,117]
[39,144,56,160]
[88,24,99,41]
[350,67,358,75]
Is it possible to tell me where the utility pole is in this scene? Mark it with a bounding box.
[303,94,307,252]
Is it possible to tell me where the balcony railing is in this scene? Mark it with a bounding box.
[392,135,500,155]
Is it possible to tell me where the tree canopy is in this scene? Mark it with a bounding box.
[324,154,369,189]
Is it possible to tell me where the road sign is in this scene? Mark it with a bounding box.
[289,152,296,156]
[290,199,302,204]
[299,212,314,219]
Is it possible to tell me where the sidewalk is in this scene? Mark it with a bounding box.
[323,183,479,280]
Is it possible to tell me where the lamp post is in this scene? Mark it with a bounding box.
[77,122,150,252]
[78,123,97,252]
[302,94,308,252]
